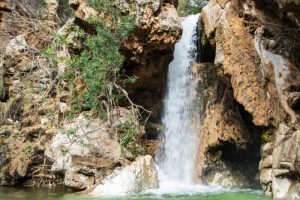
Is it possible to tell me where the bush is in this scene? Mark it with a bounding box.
[58,0,74,23]
[118,115,145,157]
[178,0,204,16]
[56,0,136,116]
[44,1,147,156]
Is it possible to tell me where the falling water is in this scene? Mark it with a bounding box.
[89,14,203,197]
[157,14,201,184]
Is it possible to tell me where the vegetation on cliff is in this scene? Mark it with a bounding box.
[44,0,146,157]
[72,1,136,116]
[178,0,205,16]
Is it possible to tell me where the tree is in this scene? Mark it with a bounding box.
[178,0,206,16]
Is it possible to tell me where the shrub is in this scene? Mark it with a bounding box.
[178,0,204,16]
[44,0,148,156]
[118,115,145,157]
[70,0,135,116]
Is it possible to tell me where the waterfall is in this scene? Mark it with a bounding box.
[157,14,201,184]
[90,14,203,196]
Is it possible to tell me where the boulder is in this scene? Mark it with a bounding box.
[45,109,133,190]
[123,0,182,64]
[90,155,159,196]
[207,171,249,188]
[259,124,300,198]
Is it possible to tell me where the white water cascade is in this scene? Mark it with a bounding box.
[90,14,210,197]
[156,14,201,186]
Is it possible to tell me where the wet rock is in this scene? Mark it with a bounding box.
[90,155,159,196]
[273,124,300,172]
[261,143,273,158]
[272,178,293,199]
[255,27,300,123]
[65,170,95,190]
[207,170,249,188]
[260,169,272,184]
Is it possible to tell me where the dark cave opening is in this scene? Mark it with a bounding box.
[202,98,265,189]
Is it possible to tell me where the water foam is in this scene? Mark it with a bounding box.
[156,14,201,185]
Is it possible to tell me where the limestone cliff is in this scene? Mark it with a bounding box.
[0,0,181,189]
[1,0,299,198]
[198,0,300,198]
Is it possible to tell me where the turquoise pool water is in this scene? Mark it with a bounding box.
[0,187,271,200]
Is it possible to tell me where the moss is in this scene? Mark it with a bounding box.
[200,34,207,46]
[261,129,273,143]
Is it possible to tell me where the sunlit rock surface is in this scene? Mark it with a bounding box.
[45,110,133,190]
[90,155,159,196]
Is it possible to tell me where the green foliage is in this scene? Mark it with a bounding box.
[23,145,34,154]
[44,0,145,156]
[44,0,137,117]
[66,112,76,121]
[36,0,46,7]
[64,128,77,140]
[58,0,74,23]
[261,130,273,143]
[125,75,139,84]
[43,34,70,67]
[200,34,207,46]
[70,0,135,113]
[119,116,144,158]
[178,0,204,16]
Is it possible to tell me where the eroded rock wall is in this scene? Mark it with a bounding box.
[194,62,261,188]
[0,0,181,190]
[70,0,182,135]
[199,0,300,198]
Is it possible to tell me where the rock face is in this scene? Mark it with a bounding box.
[70,0,182,138]
[194,63,261,188]
[0,0,180,190]
[0,3,59,185]
[122,0,182,64]
[90,155,159,196]
[199,0,300,198]
[260,124,300,199]
[45,111,132,190]
[123,0,182,134]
